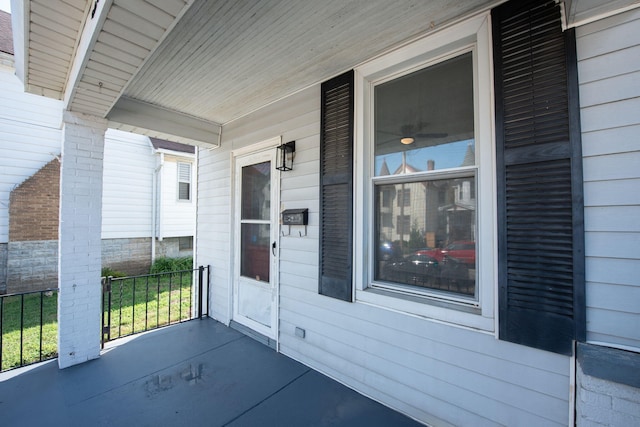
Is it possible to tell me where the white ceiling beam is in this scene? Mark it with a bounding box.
[63,0,113,111]
[10,0,29,92]
[107,96,221,148]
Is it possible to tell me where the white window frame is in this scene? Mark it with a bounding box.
[177,161,192,201]
[353,12,497,331]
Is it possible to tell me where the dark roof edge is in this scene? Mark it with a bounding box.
[150,137,196,154]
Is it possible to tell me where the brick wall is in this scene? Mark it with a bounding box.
[156,237,193,259]
[577,343,640,427]
[578,366,640,426]
[9,159,60,242]
[102,238,152,275]
[6,240,58,294]
[58,111,106,369]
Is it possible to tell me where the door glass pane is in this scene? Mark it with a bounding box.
[241,223,270,283]
[242,162,271,220]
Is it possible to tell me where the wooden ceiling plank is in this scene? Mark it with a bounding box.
[82,75,122,93]
[83,67,128,87]
[78,81,121,99]
[113,0,175,29]
[30,56,70,75]
[30,1,82,32]
[98,31,151,60]
[145,0,188,18]
[30,12,78,40]
[48,0,86,22]
[74,89,117,105]
[29,69,66,86]
[86,59,132,82]
[107,5,166,40]
[29,31,75,56]
[69,99,106,115]
[102,19,157,51]
[93,41,144,68]
[29,43,73,64]
[91,51,138,75]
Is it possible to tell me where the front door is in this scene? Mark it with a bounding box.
[233,149,279,340]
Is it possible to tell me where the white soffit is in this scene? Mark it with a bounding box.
[122,0,493,125]
[565,0,640,27]
[20,0,88,98]
[65,0,195,118]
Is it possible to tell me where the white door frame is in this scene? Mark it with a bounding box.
[231,137,281,342]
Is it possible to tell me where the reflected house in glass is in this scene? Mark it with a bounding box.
[374,51,476,253]
[377,145,476,253]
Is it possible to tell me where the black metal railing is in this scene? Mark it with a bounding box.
[101,265,209,346]
[0,289,59,372]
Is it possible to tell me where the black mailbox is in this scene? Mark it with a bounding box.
[282,208,308,226]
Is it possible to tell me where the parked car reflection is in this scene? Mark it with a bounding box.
[380,242,476,296]
[378,241,402,261]
[416,241,475,265]
[382,252,440,287]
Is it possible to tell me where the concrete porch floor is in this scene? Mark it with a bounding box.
[0,318,422,426]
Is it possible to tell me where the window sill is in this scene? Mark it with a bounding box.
[356,286,495,332]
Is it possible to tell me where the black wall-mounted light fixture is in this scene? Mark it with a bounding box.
[276,141,296,171]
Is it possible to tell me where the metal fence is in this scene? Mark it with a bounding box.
[0,266,209,372]
[0,288,59,372]
[102,265,209,346]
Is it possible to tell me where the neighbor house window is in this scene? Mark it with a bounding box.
[178,162,191,201]
[373,51,477,299]
[179,236,193,251]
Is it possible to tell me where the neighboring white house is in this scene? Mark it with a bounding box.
[101,130,197,276]
[7,1,640,426]
[0,11,196,293]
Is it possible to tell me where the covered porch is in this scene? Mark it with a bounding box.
[0,318,420,426]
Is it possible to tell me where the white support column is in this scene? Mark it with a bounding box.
[58,111,107,369]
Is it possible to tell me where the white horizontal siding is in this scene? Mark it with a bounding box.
[159,157,196,238]
[101,129,154,239]
[196,147,231,322]
[0,65,63,243]
[197,84,571,425]
[577,7,640,350]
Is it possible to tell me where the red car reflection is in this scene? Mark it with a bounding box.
[416,241,476,265]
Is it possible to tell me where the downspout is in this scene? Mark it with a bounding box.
[151,153,164,262]
[158,152,164,243]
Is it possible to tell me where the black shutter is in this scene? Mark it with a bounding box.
[319,71,354,301]
[493,0,585,355]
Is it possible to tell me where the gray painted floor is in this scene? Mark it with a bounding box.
[0,318,422,426]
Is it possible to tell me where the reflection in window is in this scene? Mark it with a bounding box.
[372,50,477,299]
[241,223,270,283]
[375,176,476,297]
[397,188,411,207]
[374,52,475,177]
[240,161,271,283]
[241,162,271,220]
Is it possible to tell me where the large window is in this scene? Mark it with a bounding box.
[355,13,495,327]
[373,52,477,299]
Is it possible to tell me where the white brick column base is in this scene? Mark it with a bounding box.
[58,111,107,369]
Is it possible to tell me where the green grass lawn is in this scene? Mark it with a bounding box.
[1,273,194,372]
[104,272,194,340]
[0,291,58,372]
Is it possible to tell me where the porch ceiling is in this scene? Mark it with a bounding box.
[121,0,493,125]
[14,0,640,146]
